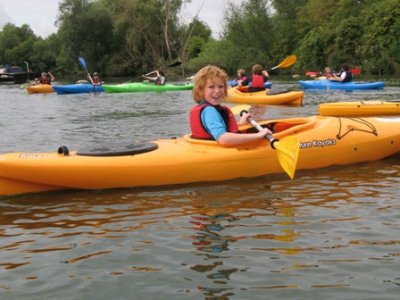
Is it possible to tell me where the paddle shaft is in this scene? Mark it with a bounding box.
[247,117,277,148]
[144,61,182,76]
[240,109,278,148]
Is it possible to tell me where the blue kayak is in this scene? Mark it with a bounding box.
[299,80,384,91]
[53,84,104,94]
[228,80,272,89]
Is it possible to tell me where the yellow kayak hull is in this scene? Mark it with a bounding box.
[227,86,304,105]
[319,100,400,116]
[1,116,400,196]
[26,84,54,94]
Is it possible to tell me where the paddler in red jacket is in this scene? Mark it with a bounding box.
[189,65,271,146]
[241,64,270,92]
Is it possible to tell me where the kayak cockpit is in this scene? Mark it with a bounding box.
[57,142,158,157]
[183,117,316,145]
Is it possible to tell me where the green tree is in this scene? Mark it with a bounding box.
[56,0,114,74]
[0,23,38,66]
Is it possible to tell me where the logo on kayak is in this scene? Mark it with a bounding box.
[300,138,336,149]
[19,154,44,158]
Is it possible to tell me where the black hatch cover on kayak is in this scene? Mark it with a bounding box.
[58,142,158,157]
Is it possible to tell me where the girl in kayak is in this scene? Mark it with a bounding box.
[240,64,270,92]
[190,65,271,146]
[234,68,248,85]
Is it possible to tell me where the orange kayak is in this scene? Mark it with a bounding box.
[1,115,400,196]
[227,86,304,105]
[26,84,54,94]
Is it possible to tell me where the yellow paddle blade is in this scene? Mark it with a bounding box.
[273,135,299,179]
[230,104,251,115]
[272,55,298,70]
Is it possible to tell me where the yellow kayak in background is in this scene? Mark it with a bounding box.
[227,86,304,105]
[1,115,400,197]
[26,84,55,94]
[319,100,400,116]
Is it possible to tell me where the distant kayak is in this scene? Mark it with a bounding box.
[226,86,304,105]
[53,84,104,94]
[319,100,400,116]
[26,84,54,94]
[228,80,272,89]
[299,80,384,91]
[102,82,194,93]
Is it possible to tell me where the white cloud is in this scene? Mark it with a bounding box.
[0,0,60,38]
[1,0,244,39]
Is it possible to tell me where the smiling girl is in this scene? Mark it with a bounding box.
[189,65,271,146]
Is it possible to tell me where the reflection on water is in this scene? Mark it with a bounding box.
[1,83,400,299]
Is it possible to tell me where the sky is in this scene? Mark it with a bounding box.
[0,0,242,39]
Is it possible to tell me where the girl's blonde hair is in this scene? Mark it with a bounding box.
[237,68,246,76]
[192,65,228,103]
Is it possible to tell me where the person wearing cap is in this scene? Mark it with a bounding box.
[91,72,101,85]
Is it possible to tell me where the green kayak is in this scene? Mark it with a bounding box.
[102,82,194,93]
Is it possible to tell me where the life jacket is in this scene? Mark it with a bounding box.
[251,74,265,88]
[341,70,353,82]
[39,78,51,84]
[190,103,239,139]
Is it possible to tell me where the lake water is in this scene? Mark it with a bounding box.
[1,79,400,299]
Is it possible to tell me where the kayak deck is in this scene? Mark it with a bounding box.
[227,86,304,105]
[2,116,400,197]
[319,100,400,116]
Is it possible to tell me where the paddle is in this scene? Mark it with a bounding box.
[144,61,182,77]
[232,106,299,179]
[124,61,181,83]
[78,56,94,84]
[268,55,297,71]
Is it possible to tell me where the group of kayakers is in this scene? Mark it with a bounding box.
[233,64,270,92]
[29,68,167,87]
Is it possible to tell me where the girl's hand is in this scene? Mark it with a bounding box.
[238,112,251,126]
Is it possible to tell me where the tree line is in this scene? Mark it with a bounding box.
[0,0,398,80]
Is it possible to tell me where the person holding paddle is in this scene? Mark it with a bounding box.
[142,69,166,85]
[190,65,271,146]
[330,63,353,82]
[91,72,101,85]
[38,71,55,85]
[240,64,270,92]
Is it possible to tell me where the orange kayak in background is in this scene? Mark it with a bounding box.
[26,84,54,94]
[227,86,304,105]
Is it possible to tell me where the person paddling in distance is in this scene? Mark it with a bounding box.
[240,64,270,92]
[190,65,271,146]
[39,71,55,85]
[331,63,353,82]
[91,72,101,85]
[142,69,166,85]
